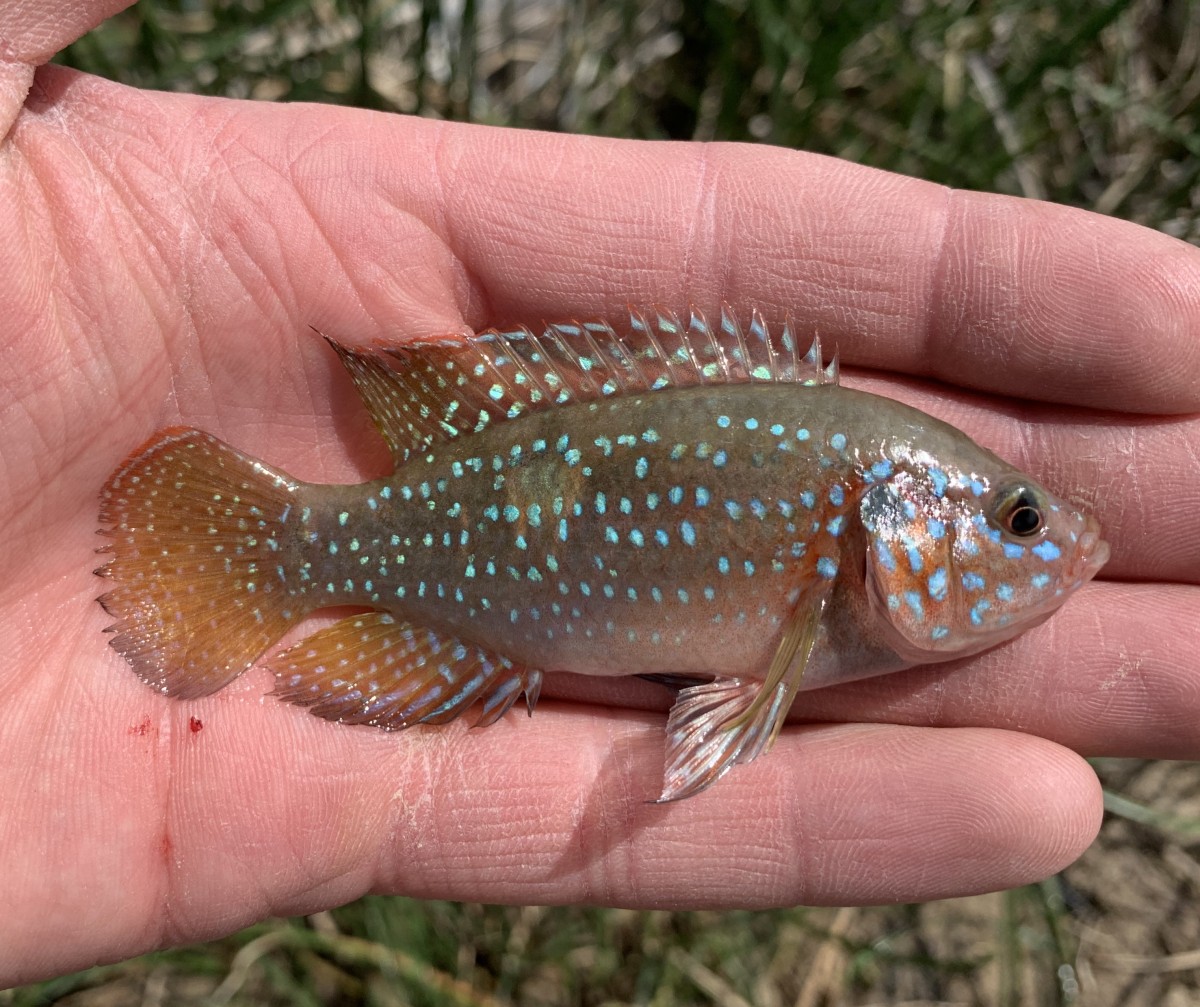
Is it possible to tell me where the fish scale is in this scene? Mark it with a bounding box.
[291,386,849,681]
[96,306,1108,800]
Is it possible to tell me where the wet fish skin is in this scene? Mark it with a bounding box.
[96,307,1108,800]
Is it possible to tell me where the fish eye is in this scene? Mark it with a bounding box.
[991,484,1045,538]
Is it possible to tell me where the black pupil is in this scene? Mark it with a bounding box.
[1008,497,1042,536]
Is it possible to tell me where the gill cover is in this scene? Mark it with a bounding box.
[859,475,958,662]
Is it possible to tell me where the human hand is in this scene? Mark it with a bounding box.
[2,0,1198,987]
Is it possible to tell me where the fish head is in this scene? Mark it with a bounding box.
[859,456,1108,664]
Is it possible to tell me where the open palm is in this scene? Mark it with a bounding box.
[2,1,1198,987]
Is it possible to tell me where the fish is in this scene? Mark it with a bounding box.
[96,307,1109,801]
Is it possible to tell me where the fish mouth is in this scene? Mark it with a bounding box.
[1070,515,1110,584]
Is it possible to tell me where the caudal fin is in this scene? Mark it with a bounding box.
[97,427,309,698]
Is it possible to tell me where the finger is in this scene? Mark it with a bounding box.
[426,128,1200,412]
[0,683,1100,985]
[13,80,1199,421]
[0,1,133,131]
[366,718,1100,910]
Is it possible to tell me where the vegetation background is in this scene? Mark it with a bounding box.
[6,0,1199,1004]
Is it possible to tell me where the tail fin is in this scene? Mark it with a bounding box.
[97,427,309,699]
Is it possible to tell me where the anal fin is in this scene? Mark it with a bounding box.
[270,612,542,730]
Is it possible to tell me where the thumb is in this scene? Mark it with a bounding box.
[1,0,133,131]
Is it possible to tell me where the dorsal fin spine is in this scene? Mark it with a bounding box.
[639,309,677,390]
[325,306,838,467]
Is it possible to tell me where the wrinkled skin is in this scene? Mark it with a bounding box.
[2,0,1200,988]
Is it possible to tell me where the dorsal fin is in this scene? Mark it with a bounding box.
[325,305,838,465]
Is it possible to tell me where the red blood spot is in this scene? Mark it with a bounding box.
[128,716,152,737]
[189,716,204,733]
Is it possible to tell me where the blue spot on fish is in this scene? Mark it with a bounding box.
[817,556,838,579]
[1032,541,1061,562]
[904,591,925,620]
[929,467,948,497]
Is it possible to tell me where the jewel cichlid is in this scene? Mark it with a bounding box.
[97,307,1108,801]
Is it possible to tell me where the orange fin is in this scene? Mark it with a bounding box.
[270,612,543,729]
[97,428,309,698]
[321,305,837,465]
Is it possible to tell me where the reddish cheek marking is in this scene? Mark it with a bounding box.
[189,716,204,733]
[128,715,153,737]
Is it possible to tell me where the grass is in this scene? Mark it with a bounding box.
[5,1,1198,1003]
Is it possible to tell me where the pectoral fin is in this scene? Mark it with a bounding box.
[656,598,826,802]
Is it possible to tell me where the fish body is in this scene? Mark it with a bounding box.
[98,308,1108,800]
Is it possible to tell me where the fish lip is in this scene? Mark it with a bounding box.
[1071,515,1110,583]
